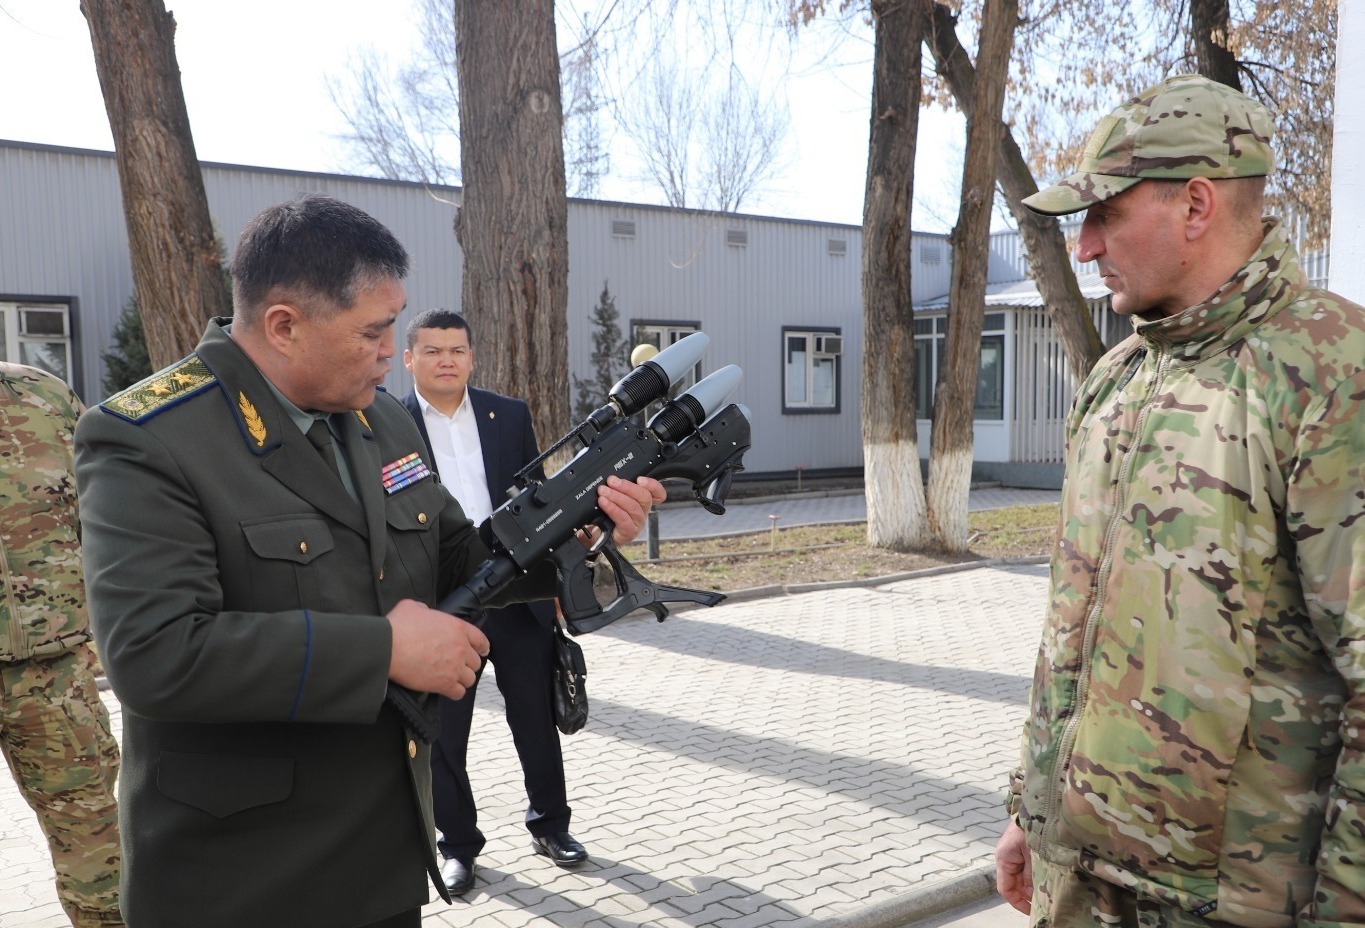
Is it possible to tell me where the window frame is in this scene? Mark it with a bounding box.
[0,298,77,392]
[781,325,842,415]
[630,319,703,395]
[913,311,1007,421]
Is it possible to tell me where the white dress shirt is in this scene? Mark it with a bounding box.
[415,387,493,525]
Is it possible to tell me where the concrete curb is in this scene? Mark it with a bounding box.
[627,518,867,546]
[656,487,864,510]
[822,865,998,928]
[665,555,1052,611]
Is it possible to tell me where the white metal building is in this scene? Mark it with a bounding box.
[4,139,917,478]
[2,139,1331,486]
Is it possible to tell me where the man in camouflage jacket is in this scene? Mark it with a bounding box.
[997,75,1365,927]
[1,362,123,927]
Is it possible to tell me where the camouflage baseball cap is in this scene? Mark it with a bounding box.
[1023,74,1275,216]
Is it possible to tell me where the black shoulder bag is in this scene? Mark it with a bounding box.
[551,622,589,735]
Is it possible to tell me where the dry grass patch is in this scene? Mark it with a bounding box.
[620,503,1059,593]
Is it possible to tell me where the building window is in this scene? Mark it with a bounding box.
[0,301,73,383]
[914,312,1006,420]
[631,321,702,394]
[782,327,841,413]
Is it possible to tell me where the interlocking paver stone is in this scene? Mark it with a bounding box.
[0,487,1052,927]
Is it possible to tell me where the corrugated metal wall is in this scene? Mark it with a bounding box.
[0,142,468,404]
[2,141,1336,477]
[564,202,865,474]
[1,144,132,399]
[0,141,879,475]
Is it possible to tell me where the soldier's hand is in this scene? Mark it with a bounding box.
[386,598,489,700]
[995,820,1033,914]
[597,475,666,545]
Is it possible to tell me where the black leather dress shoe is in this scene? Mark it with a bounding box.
[531,831,588,868]
[440,856,476,896]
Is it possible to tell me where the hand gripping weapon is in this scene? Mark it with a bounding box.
[389,333,751,740]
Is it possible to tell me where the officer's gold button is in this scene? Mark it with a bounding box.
[300,541,308,554]
[407,740,417,758]
[417,512,428,524]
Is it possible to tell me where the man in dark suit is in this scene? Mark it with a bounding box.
[73,195,662,928]
[400,308,585,897]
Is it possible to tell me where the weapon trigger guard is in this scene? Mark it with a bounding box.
[585,522,611,556]
[551,545,600,622]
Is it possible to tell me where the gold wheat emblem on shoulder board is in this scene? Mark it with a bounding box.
[238,392,267,447]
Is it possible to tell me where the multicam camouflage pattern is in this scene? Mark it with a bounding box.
[1,362,91,661]
[2,646,123,927]
[1024,75,1275,216]
[1,362,124,926]
[1018,220,1365,927]
[1032,856,1216,928]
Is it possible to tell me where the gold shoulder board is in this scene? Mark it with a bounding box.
[101,355,217,423]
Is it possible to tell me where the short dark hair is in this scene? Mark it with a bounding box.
[229,194,409,323]
[1146,175,1267,233]
[406,308,473,350]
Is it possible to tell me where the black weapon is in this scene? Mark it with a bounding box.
[389,339,750,740]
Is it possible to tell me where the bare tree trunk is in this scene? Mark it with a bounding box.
[926,0,1016,551]
[454,0,570,449]
[862,0,931,552]
[81,0,229,371]
[927,3,1105,384]
[1190,0,1241,90]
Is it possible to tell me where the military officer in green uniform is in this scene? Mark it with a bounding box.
[2,362,124,928]
[74,194,663,928]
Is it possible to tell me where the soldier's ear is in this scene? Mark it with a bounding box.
[1184,177,1217,242]
[260,303,303,355]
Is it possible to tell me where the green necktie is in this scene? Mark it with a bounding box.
[306,417,341,480]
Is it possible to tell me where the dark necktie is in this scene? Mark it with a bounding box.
[306,417,341,480]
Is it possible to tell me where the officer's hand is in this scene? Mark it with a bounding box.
[995,820,1033,914]
[386,598,489,700]
[596,475,667,545]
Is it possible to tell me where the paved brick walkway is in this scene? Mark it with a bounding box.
[0,563,1045,928]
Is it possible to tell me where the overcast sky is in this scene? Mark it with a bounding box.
[0,0,968,231]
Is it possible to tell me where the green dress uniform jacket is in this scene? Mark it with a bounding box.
[74,319,552,928]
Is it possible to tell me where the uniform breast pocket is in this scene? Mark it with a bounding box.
[383,481,445,600]
[240,515,337,609]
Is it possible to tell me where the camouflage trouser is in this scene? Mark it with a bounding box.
[1030,857,1212,928]
[1,644,124,927]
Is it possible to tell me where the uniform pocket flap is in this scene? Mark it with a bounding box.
[383,481,443,531]
[158,751,294,818]
[241,516,335,564]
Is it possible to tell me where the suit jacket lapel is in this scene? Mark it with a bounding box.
[471,389,510,501]
[402,393,436,465]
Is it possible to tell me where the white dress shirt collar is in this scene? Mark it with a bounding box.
[414,387,493,525]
